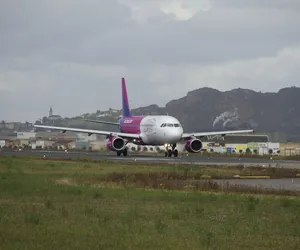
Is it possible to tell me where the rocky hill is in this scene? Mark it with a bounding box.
[36,86,300,142]
[166,86,300,142]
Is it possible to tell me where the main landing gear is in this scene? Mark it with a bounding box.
[117,147,128,156]
[164,143,178,157]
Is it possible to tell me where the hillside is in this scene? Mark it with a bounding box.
[36,86,300,142]
[165,86,300,141]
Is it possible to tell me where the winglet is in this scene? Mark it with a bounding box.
[122,77,132,117]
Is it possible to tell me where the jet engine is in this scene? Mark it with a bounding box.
[185,138,203,153]
[106,136,126,151]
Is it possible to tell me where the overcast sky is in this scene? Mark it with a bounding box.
[1,0,300,122]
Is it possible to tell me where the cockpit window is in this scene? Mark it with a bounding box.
[161,123,181,127]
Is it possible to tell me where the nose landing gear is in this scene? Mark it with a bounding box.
[164,143,178,157]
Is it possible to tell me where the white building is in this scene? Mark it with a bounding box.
[17,132,36,140]
[76,133,98,142]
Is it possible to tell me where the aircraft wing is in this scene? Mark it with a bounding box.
[182,129,254,139]
[83,119,120,126]
[34,125,140,139]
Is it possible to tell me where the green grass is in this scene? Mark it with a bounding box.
[1,156,300,249]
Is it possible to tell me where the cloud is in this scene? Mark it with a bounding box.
[215,0,300,10]
[119,0,213,21]
[0,0,299,122]
[178,45,300,93]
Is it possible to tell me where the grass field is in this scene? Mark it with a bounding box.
[1,156,300,249]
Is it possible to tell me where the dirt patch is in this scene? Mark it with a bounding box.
[54,170,300,197]
[55,178,77,186]
[100,172,300,197]
[0,199,16,205]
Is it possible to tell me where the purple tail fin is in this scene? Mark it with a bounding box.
[122,77,132,118]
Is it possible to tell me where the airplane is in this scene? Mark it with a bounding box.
[34,77,254,157]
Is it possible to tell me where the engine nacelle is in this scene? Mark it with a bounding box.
[106,136,126,151]
[185,138,203,153]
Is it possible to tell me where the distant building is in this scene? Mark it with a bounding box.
[17,132,36,140]
[48,106,62,121]
[205,134,269,144]
[0,132,17,141]
[52,140,75,150]
[76,133,98,142]
[49,107,53,117]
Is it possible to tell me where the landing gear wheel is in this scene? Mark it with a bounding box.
[173,149,178,157]
[164,144,179,157]
[116,148,128,156]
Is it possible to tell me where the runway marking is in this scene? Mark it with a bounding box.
[236,176,271,179]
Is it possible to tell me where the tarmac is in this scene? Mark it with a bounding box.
[1,149,300,168]
[2,150,300,191]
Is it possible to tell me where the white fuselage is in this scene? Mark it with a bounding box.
[138,115,183,145]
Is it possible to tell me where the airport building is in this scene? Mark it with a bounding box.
[0,130,298,156]
[201,134,281,155]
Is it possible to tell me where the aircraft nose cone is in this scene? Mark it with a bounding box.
[165,129,182,142]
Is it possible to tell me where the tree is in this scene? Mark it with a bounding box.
[246,148,251,154]
[268,149,273,154]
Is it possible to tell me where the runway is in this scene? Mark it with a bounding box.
[1,149,300,168]
[214,178,300,192]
